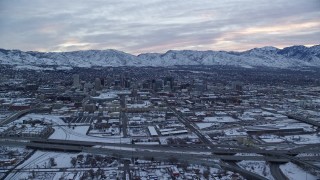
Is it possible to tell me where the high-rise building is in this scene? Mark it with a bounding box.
[73,74,80,88]
[83,82,93,92]
[124,78,131,88]
[114,80,121,88]
[120,75,125,88]
[154,79,164,92]
[100,78,105,87]
[232,81,243,92]
[142,80,151,89]
[194,80,207,92]
[95,78,102,91]
[164,76,174,90]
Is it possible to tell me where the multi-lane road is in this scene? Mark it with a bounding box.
[1,102,319,179]
[1,137,320,179]
[270,163,289,180]
[168,104,320,179]
[168,105,214,145]
[0,138,271,180]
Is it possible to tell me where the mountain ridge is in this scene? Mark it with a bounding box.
[0,45,319,70]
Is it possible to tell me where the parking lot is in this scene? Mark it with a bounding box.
[63,116,96,124]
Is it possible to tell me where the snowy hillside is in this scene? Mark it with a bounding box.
[0,45,319,69]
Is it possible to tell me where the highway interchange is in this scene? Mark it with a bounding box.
[1,137,320,180]
[1,102,320,179]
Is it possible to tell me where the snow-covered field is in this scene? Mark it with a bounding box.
[5,150,122,180]
[49,125,90,140]
[284,134,320,144]
[49,125,130,143]
[11,113,66,125]
[12,113,131,143]
[6,151,75,180]
[158,133,199,145]
[237,161,274,180]
[259,134,285,143]
[203,116,238,123]
[196,122,218,129]
[128,127,148,137]
[280,162,318,180]
[223,128,247,136]
[235,153,263,156]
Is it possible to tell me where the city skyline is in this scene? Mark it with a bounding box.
[0,0,319,54]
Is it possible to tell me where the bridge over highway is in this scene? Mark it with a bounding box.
[0,106,50,126]
[261,107,320,128]
[287,114,320,128]
[2,137,320,155]
[1,138,320,177]
[0,139,270,180]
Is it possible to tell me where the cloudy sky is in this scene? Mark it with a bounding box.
[0,0,319,54]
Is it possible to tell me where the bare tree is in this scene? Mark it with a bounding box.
[71,157,77,167]
[168,156,178,164]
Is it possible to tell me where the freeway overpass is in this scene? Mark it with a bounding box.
[261,107,320,128]
[0,106,50,126]
[2,138,320,179]
[287,114,320,128]
[1,138,320,167]
[0,139,270,180]
[0,109,32,126]
[2,137,320,156]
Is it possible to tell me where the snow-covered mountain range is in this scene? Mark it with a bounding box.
[0,45,319,69]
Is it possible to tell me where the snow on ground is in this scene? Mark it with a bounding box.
[284,134,320,144]
[0,112,14,121]
[296,153,320,157]
[6,151,75,180]
[261,138,285,143]
[19,151,73,168]
[14,114,130,143]
[49,125,90,140]
[146,149,212,156]
[280,162,318,180]
[195,122,218,129]
[235,153,263,156]
[14,65,54,71]
[203,116,238,123]
[128,127,148,136]
[158,133,199,145]
[223,128,247,136]
[94,145,211,156]
[71,126,90,134]
[95,145,135,151]
[259,134,285,143]
[10,113,66,125]
[237,161,274,180]
[56,66,73,70]
[49,124,130,143]
[6,150,121,180]
[135,142,160,145]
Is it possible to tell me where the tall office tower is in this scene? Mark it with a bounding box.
[100,78,105,87]
[142,80,151,89]
[73,74,80,88]
[120,75,126,88]
[154,79,164,92]
[95,78,102,91]
[194,80,206,92]
[164,76,175,91]
[124,78,131,88]
[232,81,243,92]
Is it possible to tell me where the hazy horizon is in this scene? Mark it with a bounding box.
[1,44,319,55]
[0,0,319,55]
